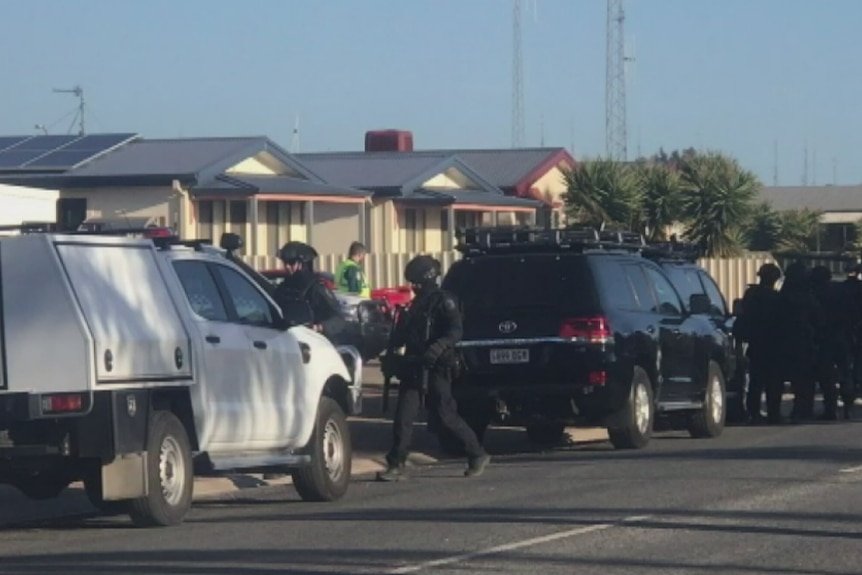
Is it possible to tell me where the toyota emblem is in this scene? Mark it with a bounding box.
[498,320,518,334]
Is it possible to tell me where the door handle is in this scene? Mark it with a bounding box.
[299,342,311,364]
[253,341,268,350]
[205,335,221,344]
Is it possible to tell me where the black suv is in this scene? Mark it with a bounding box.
[441,227,731,450]
[649,245,745,422]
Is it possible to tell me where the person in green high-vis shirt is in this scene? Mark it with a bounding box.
[335,241,371,298]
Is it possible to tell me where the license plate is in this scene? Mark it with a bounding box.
[489,348,530,364]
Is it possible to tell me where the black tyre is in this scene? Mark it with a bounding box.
[608,366,654,449]
[292,397,352,502]
[525,422,566,445]
[689,361,726,438]
[128,411,194,527]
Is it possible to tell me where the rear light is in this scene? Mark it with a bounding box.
[588,371,607,385]
[143,226,174,238]
[559,317,613,344]
[41,393,86,414]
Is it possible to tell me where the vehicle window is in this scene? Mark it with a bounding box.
[594,261,639,310]
[662,265,704,311]
[623,264,657,312]
[643,266,683,316]
[699,271,728,316]
[442,255,598,312]
[214,265,275,326]
[172,261,229,322]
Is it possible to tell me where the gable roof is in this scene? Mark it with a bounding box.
[415,147,574,189]
[295,151,451,191]
[65,136,319,184]
[759,185,862,213]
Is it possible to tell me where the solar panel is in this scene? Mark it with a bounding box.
[0,136,30,152]
[0,150,48,168]
[56,133,137,152]
[20,133,138,169]
[7,135,80,152]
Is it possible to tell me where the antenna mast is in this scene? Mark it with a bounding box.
[290,115,300,153]
[53,85,85,135]
[511,0,525,148]
[605,0,628,160]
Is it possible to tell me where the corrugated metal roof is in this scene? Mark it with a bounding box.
[67,137,267,178]
[192,175,370,198]
[296,152,450,189]
[759,185,862,212]
[297,148,569,189]
[423,148,567,187]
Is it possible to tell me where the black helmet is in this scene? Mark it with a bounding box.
[278,241,318,264]
[756,263,782,283]
[783,260,809,285]
[405,255,440,285]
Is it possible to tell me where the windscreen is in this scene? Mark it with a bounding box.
[443,254,597,312]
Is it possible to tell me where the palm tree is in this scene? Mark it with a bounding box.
[679,152,760,257]
[743,202,782,251]
[777,208,821,252]
[635,162,683,241]
[563,158,641,230]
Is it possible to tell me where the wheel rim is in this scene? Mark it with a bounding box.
[710,374,724,423]
[634,383,651,434]
[322,418,345,483]
[159,436,186,507]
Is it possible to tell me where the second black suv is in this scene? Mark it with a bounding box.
[441,227,732,450]
[650,244,745,423]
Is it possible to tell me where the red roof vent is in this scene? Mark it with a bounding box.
[365,130,414,152]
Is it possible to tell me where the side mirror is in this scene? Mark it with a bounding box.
[220,232,243,253]
[280,298,314,329]
[731,298,743,316]
[689,293,711,315]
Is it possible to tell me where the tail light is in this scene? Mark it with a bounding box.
[143,226,174,238]
[40,393,87,414]
[559,317,613,344]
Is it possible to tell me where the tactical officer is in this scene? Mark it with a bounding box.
[734,263,783,424]
[273,241,345,340]
[377,255,490,481]
[810,266,851,419]
[776,261,825,422]
[841,263,862,417]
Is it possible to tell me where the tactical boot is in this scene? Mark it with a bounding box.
[376,464,408,482]
[464,454,491,478]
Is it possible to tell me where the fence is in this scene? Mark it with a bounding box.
[243,251,777,307]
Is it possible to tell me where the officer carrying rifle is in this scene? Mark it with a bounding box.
[376,255,490,482]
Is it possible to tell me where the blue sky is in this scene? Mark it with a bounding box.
[1,0,860,185]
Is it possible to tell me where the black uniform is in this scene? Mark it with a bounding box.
[776,262,824,422]
[272,241,345,341]
[735,280,783,422]
[273,270,345,339]
[378,255,489,481]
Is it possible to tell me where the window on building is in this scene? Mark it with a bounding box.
[56,198,87,232]
[197,200,214,242]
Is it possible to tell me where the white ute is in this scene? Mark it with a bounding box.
[0,228,363,526]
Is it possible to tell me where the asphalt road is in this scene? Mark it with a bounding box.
[1,413,861,575]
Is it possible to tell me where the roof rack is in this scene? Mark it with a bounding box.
[454,225,647,256]
[0,222,213,252]
[640,240,702,263]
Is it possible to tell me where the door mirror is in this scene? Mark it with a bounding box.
[279,298,314,329]
[731,298,743,316]
[220,232,243,253]
[689,293,711,315]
